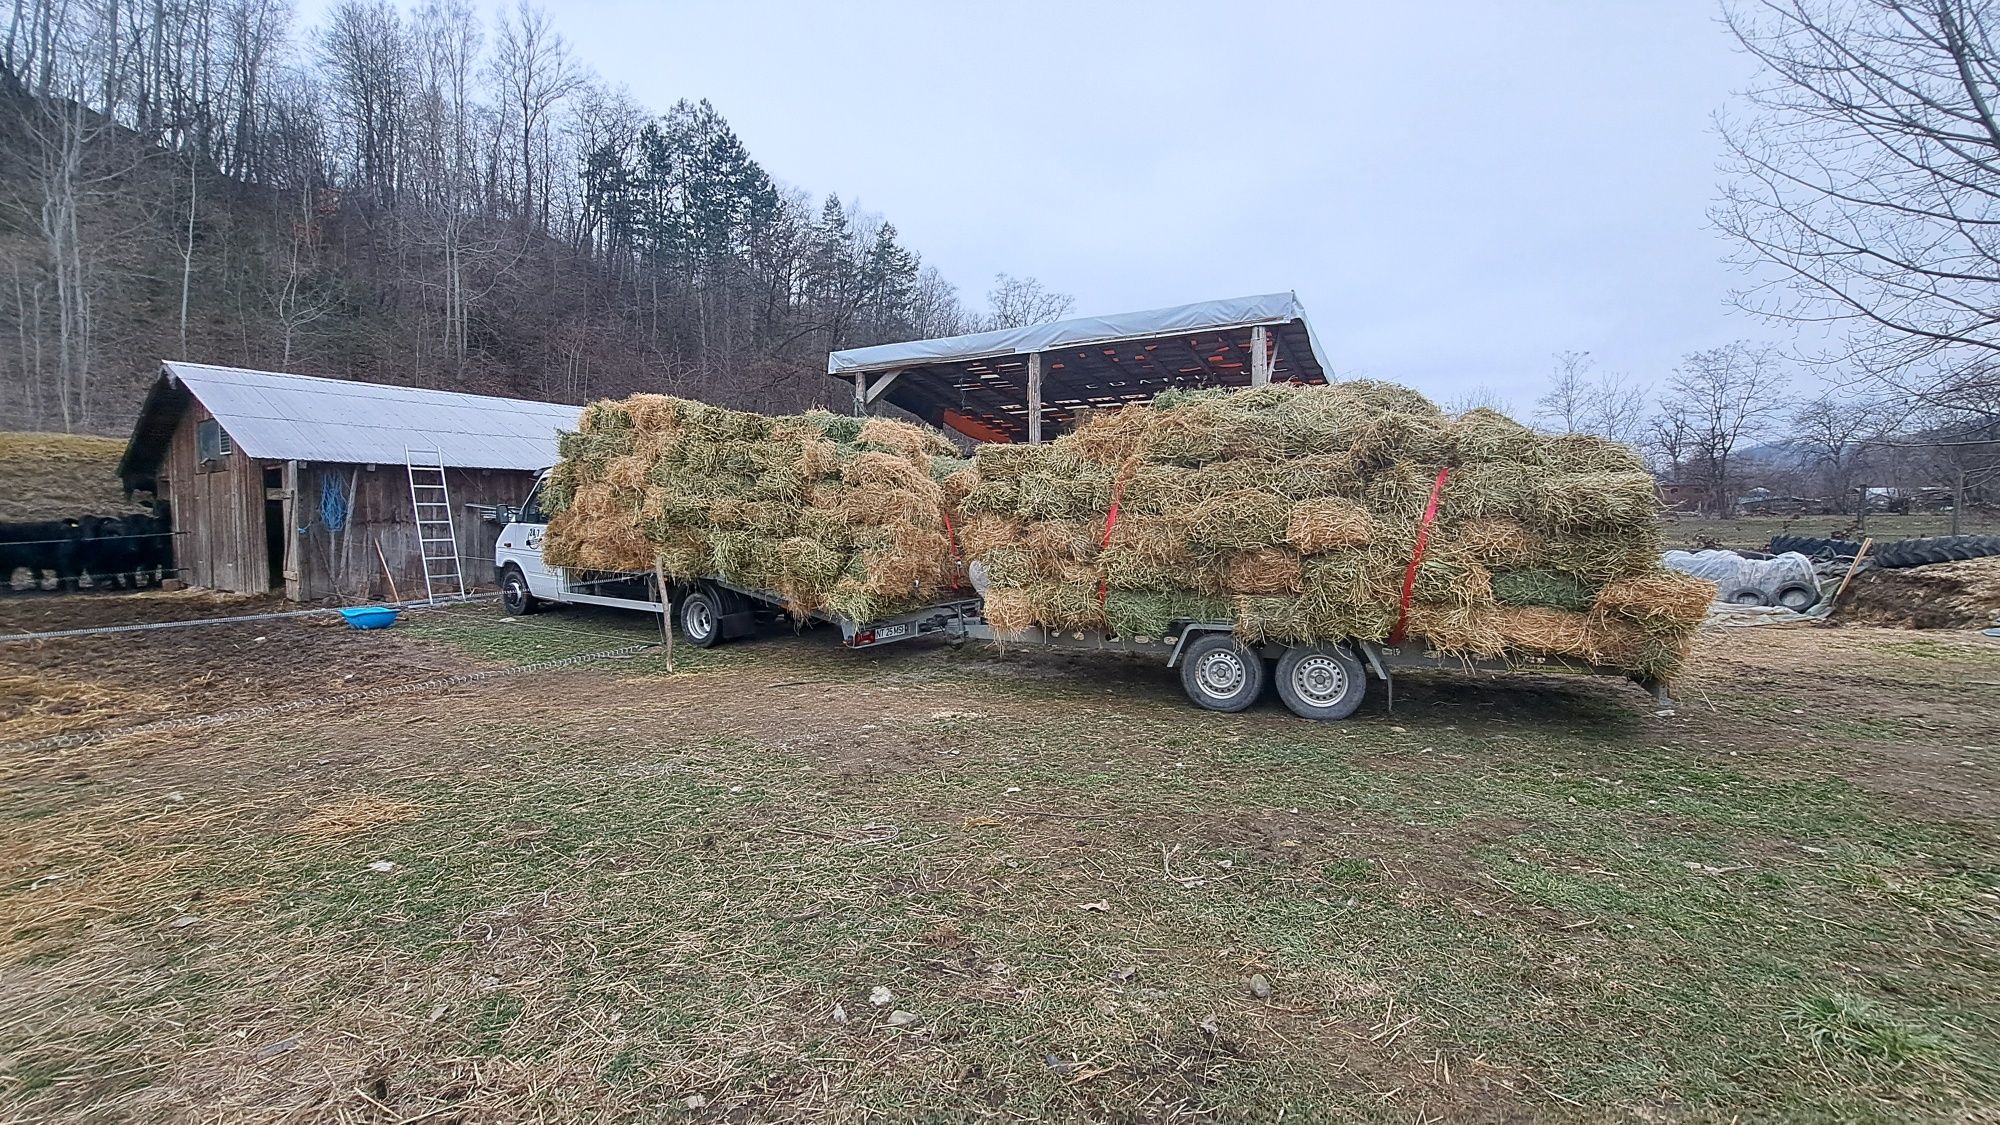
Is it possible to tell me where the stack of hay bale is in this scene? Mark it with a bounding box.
[540,395,969,622]
[958,382,1712,681]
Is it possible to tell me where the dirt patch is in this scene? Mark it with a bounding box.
[1839,557,2000,630]
[1668,624,2000,822]
[0,588,288,634]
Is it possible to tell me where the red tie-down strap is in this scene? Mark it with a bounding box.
[1387,467,1451,647]
[940,506,966,588]
[1096,470,1134,612]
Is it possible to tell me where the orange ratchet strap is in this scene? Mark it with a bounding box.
[1387,467,1450,647]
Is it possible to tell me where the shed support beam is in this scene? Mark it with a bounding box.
[1027,352,1043,444]
[1250,325,1271,386]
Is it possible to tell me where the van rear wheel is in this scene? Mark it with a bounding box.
[679,588,723,647]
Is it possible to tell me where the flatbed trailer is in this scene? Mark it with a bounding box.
[495,509,1670,719]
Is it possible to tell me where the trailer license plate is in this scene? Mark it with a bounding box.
[877,624,907,641]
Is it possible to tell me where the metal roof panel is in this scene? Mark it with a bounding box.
[159,362,582,470]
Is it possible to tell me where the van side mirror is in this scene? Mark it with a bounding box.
[496,504,522,525]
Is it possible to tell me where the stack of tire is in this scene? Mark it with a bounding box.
[1769,533,2000,569]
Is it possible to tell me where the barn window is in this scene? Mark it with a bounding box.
[197,419,233,463]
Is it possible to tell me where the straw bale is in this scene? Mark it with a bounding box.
[1336,379,1441,416]
[1223,548,1303,595]
[1540,431,1649,474]
[1066,404,1153,466]
[1285,498,1374,554]
[1448,517,1536,565]
[1593,569,1714,632]
[1529,472,1660,530]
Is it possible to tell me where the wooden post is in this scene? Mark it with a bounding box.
[853,372,867,417]
[281,459,301,601]
[1250,325,1270,386]
[1952,468,1966,536]
[1027,352,1043,444]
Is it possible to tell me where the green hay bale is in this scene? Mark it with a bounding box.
[1335,379,1441,417]
[1528,472,1660,530]
[1270,452,1365,499]
[709,532,780,587]
[1540,432,1648,474]
[1105,589,1231,637]
[1121,464,1201,517]
[1021,581,1106,631]
[963,476,1020,515]
[1185,490,1289,550]
[1100,545,1222,595]
[1528,524,1665,584]
[1017,471,1112,521]
[1492,568,1594,611]
[1438,463,1538,524]
[797,410,864,444]
[978,546,1041,587]
[776,536,846,587]
[1446,408,1543,464]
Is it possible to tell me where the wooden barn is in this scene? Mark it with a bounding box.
[117,363,581,602]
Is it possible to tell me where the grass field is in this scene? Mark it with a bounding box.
[1668,512,2000,552]
[1,600,1996,1121]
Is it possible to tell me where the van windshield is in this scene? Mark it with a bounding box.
[519,480,550,524]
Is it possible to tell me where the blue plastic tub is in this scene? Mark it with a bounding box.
[340,606,401,630]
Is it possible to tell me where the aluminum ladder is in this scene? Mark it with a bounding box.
[406,447,465,602]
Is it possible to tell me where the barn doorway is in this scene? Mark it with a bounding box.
[263,466,285,590]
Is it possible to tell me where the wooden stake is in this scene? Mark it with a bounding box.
[374,538,400,604]
[1826,536,1874,612]
[654,557,675,673]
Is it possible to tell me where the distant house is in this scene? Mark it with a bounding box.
[117,363,580,601]
[1655,479,1702,511]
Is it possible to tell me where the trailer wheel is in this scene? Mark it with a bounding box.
[1274,644,1367,720]
[500,566,540,615]
[1179,632,1265,713]
[679,588,723,647]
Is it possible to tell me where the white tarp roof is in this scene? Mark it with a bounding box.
[827,291,1330,376]
[157,362,581,470]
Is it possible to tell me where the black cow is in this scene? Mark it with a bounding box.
[74,513,173,589]
[0,519,82,592]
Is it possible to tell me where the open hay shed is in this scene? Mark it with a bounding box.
[829,293,1332,444]
[117,363,581,601]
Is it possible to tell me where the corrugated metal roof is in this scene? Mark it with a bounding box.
[827,292,1331,376]
[158,362,581,470]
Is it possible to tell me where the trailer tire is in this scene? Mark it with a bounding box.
[1274,644,1367,721]
[1179,632,1265,713]
[500,565,540,615]
[679,588,724,647]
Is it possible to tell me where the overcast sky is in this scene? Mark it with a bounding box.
[549,0,1771,411]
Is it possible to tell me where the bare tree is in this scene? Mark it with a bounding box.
[1715,0,2000,421]
[982,273,1073,329]
[1536,350,1595,432]
[1652,341,1793,514]
[263,183,336,366]
[488,0,581,229]
[1790,392,1894,511]
[1441,385,1514,415]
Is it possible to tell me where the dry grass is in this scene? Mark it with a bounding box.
[1,612,1997,1121]
[0,432,148,521]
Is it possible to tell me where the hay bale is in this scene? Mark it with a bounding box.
[1224,548,1303,595]
[544,393,968,622]
[1593,570,1714,632]
[1286,498,1374,554]
[1492,568,1594,611]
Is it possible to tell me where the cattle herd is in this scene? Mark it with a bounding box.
[0,512,174,593]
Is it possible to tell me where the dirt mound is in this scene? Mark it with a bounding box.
[1838,557,2000,630]
[0,432,148,521]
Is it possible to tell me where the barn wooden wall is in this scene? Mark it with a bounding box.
[289,464,533,602]
[157,403,269,593]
